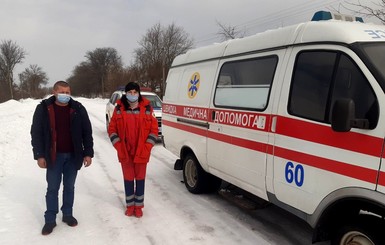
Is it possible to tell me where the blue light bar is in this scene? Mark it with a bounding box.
[312,11,364,23]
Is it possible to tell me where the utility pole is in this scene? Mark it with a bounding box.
[162,48,166,97]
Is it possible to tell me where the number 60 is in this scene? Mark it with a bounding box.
[285,161,304,187]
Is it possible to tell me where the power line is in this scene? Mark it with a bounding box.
[194,0,345,46]
[236,0,342,28]
[239,0,344,33]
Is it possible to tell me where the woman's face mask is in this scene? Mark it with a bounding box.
[126,94,139,103]
[126,89,139,103]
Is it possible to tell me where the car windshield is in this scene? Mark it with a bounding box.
[143,94,162,109]
[359,42,385,91]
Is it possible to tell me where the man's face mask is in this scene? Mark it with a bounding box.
[56,93,71,104]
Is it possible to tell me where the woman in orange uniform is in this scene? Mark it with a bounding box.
[108,82,158,218]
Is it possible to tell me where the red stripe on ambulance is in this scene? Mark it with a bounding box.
[276,116,383,157]
[163,118,380,185]
[163,103,383,158]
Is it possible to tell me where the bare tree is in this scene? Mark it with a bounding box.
[18,64,48,98]
[343,0,385,24]
[133,23,194,96]
[67,24,193,98]
[85,47,123,97]
[67,62,98,97]
[163,23,194,66]
[0,40,26,100]
[216,20,246,41]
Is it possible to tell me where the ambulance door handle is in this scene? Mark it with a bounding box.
[271,116,277,133]
[211,110,221,131]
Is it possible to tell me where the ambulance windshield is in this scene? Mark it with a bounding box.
[143,94,162,109]
[360,42,385,90]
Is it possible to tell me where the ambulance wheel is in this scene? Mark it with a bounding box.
[183,154,208,194]
[206,173,222,192]
[331,215,383,245]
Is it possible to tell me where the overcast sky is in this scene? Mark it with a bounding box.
[0,0,381,87]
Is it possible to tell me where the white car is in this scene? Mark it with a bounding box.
[105,90,163,141]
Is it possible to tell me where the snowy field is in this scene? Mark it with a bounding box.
[0,97,329,245]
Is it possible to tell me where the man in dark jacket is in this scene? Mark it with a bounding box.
[31,81,94,235]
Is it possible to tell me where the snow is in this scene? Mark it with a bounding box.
[0,97,327,245]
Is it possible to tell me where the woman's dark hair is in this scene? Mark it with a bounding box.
[120,82,143,110]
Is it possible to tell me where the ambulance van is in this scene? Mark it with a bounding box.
[162,11,385,245]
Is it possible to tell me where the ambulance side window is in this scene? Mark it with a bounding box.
[214,56,278,110]
[289,50,379,128]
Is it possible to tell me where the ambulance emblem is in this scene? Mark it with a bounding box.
[188,72,200,99]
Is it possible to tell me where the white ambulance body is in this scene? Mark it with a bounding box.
[162,13,385,245]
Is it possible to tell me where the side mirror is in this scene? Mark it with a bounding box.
[331,99,355,132]
[331,99,369,132]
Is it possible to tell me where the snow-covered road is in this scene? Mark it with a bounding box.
[0,97,327,245]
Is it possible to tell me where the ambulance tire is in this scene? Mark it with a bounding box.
[331,214,383,245]
[206,174,222,193]
[183,154,210,194]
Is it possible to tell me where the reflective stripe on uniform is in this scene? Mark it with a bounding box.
[109,132,120,145]
[146,133,157,145]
